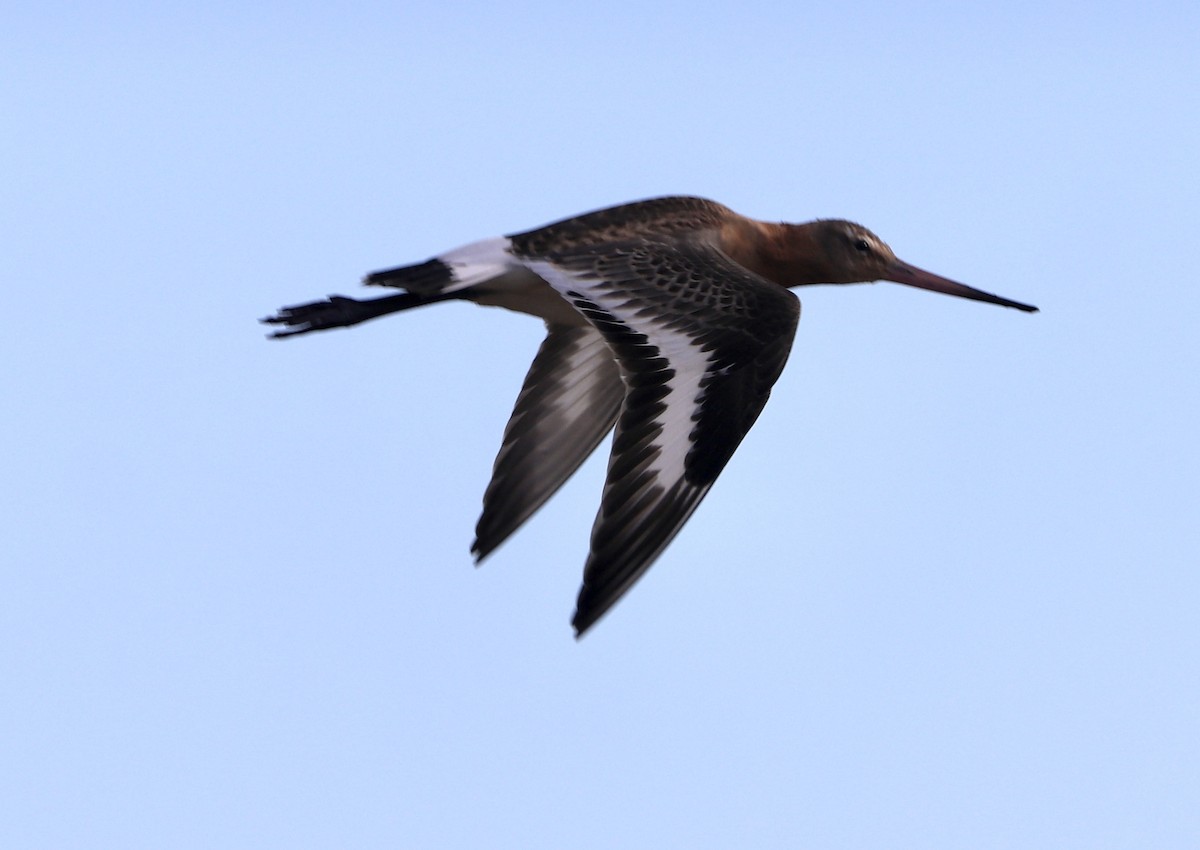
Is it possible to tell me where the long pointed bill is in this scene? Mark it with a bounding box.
[884,261,1038,313]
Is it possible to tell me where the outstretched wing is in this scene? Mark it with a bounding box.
[519,239,801,635]
[472,324,624,561]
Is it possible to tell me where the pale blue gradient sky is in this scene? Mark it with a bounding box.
[3,3,1198,848]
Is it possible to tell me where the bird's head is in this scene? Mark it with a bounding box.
[812,220,1038,312]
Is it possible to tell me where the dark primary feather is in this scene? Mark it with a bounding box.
[472,325,624,561]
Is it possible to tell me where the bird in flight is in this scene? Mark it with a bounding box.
[263,196,1037,636]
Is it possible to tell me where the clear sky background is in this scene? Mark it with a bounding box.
[4,3,1198,848]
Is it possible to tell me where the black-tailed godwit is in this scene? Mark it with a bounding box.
[263,196,1037,636]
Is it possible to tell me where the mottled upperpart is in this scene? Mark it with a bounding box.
[508,196,733,257]
[262,195,1038,637]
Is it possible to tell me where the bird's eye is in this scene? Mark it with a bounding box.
[853,239,871,253]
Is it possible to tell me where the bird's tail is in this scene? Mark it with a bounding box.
[263,238,514,338]
[362,257,457,294]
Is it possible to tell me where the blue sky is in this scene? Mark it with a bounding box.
[4,2,1198,847]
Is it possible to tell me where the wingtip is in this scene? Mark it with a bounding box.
[570,604,603,639]
[470,538,494,567]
